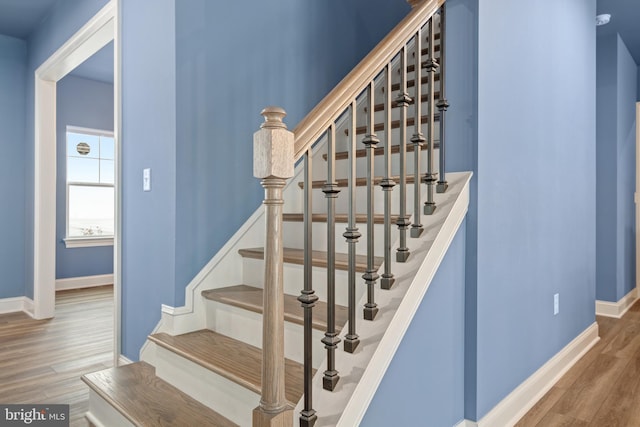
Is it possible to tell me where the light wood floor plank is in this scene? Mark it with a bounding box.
[518,300,640,426]
[0,286,113,427]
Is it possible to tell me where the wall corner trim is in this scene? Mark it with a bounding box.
[118,354,133,366]
[477,322,599,427]
[0,296,35,316]
[595,288,638,318]
[55,274,114,291]
[454,420,478,427]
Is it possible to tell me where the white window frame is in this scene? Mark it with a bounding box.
[64,125,115,248]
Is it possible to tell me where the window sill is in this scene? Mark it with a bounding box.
[64,237,114,248]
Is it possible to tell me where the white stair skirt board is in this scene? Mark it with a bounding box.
[118,354,133,366]
[299,172,472,427]
[55,274,114,291]
[474,322,599,427]
[455,420,479,427]
[595,287,638,318]
[85,389,135,427]
[0,296,35,315]
[153,343,256,427]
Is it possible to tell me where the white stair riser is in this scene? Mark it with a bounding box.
[154,343,256,427]
[203,300,327,368]
[241,257,369,308]
[307,181,430,217]
[283,220,398,257]
[86,389,135,427]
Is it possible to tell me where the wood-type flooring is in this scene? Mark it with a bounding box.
[517,300,640,427]
[0,286,113,427]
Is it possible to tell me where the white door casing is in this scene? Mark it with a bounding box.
[33,0,122,363]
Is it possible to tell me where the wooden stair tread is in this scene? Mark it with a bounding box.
[323,140,439,161]
[201,284,348,332]
[283,213,399,224]
[298,174,419,189]
[238,247,382,273]
[350,111,441,136]
[148,330,305,406]
[82,362,238,427]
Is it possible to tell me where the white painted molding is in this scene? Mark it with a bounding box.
[0,297,35,315]
[596,288,638,318]
[55,274,114,291]
[64,237,114,248]
[118,354,133,366]
[476,322,599,427]
[33,0,116,321]
[455,420,478,427]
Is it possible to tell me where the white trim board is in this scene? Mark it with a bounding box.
[475,322,599,427]
[33,1,116,320]
[0,297,35,315]
[596,288,638,318]
[455,420,477,427]
[55,274,114,291]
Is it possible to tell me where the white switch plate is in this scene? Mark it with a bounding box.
[143,168,151,191]
[553,293,559,315]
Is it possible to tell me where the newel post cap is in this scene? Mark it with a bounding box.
[254,106,295,179]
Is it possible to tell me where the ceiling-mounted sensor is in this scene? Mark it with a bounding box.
[596,14,611,26]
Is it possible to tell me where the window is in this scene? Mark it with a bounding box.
[65,126,114,248]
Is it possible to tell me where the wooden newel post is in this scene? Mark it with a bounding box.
[253,106,295,427]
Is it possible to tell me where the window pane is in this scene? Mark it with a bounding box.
[68,132,100,159]
[101,137,115,160]
[68,185,114,237]
[100,159,115,184]
[68,157,99,183]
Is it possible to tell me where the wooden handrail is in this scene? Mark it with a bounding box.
[292,0,445,161]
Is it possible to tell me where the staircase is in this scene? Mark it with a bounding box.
[82,1,472,426]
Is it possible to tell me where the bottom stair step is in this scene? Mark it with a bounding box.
[82,361,237,427]
[148,329,308,407]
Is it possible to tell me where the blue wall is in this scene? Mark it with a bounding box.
[121,0,178,360]
[23,0,110,298]
[596,33,617,302]
[362,220,466,427]
[615,35,637,301]
[55,74,114,279]
[119,0,409,360]
[472,0,596,419]
[0,34,27,299]
[596,32,637,302]
[173,0,410,306]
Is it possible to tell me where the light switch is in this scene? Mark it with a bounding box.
[143,168,151,191]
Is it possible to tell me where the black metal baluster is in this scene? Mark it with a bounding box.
[322,127,341,388]
[380,64,396,290]
[436,6,449,193]
[344,103,361,353]
[410,31,425,238]
[362,82,379,320]
[396,46,412,262]
[424,17,439,215]
[299,149,318,426]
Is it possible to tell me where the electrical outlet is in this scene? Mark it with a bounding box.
[554,293,559,315]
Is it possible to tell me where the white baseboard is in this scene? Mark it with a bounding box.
[56,274,113,291]
[596,288,638,318]
[0,296,35,315]
[118,355,133,366]
[455,420,477,427]
[476,322,599,427]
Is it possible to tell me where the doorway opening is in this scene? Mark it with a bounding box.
[33,0,122,363]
